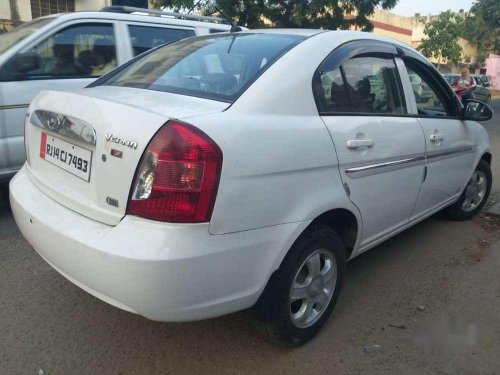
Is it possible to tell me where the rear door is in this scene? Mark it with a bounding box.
[402,57,476,219]
[0,21,119,174]
[315,42,426,249]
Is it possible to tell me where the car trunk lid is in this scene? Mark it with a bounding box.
[25,87,229,225]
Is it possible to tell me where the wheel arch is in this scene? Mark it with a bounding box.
[481,152,492,166]
[251,207,360,320]
[307,208,359,260]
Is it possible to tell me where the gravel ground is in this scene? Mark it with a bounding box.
[0,101,499,375]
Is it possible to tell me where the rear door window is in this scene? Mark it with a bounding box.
[128,25,195,56]
[316,54,406,115]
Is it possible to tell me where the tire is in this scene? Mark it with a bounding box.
[253,224,345,347]
[0,184,9,209]
[442,159,492,220]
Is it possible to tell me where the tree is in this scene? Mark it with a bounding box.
[151,0,399,30]
[418,11,464,69]
[463,0,500,68]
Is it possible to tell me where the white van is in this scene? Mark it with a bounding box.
[0,6,231,184]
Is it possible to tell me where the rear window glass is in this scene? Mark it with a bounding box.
[102,33,304,102]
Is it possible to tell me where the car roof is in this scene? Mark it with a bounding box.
[43,10,232,30]
[240,29,327,37]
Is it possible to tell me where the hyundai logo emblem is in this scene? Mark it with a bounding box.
[46,114,63,132]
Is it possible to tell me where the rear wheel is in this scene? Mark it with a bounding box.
[253,224,345,347]
[443,160,492,220]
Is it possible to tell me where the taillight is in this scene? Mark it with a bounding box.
[127,120,222,223]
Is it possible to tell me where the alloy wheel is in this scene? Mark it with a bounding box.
[289,249,337,329]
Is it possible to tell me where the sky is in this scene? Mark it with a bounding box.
[390,0,475,16]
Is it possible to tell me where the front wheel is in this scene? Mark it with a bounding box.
[443,159,492,220]
[253,224,345,346]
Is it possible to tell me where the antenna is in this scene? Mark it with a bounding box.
[212,4,242,32]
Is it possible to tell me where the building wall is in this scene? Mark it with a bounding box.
[14,0,32,22]
[365,8,479,70]
[75,0,110,11]
[1,0,153,21]
[75,0,154,11]
[369,7,415,44]
[485,54,500,90]
[371,26,412,45]
[0,2,12,20]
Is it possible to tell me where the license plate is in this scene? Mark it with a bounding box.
[40,132,92,182]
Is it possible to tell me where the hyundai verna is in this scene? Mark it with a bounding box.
[10,30,493,346]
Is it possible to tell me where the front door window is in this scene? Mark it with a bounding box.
[2,23,116,81]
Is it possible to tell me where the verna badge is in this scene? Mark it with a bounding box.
[105,133,138,150]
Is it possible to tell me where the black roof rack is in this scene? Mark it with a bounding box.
[100,6,230,25]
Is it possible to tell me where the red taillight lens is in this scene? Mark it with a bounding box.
[127,120,222,223]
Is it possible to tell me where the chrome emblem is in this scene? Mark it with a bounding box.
[105,133,138,150]
[46,113,64,132]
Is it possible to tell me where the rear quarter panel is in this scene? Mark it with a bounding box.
[192,112,356,236]
[189,32,377,237]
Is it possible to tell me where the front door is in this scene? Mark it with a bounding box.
[0,22,118,174]
[314,50,426,249]
[402,58,476,219]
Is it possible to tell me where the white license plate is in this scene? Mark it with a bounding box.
[40,132,92,182]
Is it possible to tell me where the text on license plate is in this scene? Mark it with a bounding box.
[40,132,92,182]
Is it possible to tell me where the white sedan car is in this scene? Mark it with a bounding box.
[10,30,493,346]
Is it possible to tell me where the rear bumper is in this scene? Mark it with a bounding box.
[10,166,308,321]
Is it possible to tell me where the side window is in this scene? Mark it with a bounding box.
[404,61,456,117]
[315,54,406,115]
[129,26,195,56]
[4,23,116,81]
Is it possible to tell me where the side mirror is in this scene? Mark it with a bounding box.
[464,99,493,122]
[14,53,40,72]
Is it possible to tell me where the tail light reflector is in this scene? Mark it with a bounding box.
[127,120,222,223]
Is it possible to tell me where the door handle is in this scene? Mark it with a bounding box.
[430,134,445,142]
[346,139,374,149]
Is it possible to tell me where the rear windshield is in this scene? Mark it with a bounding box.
[102,33,304,102]
[0,17,54,54]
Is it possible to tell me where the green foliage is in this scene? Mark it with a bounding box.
[418,10,464,66]
[463,0,500,66]
[151,0,399,30]
[471,0,500,29]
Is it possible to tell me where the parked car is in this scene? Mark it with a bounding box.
[442,73,491,103]
[0,6,232,184]
[10,30,493,346]
[475,74,491,87]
